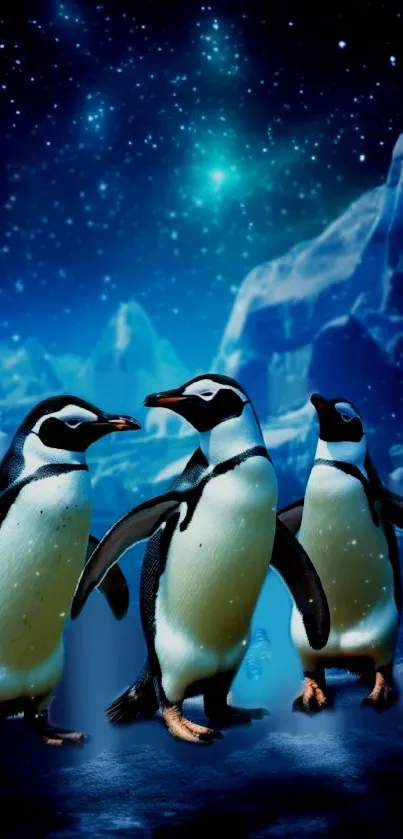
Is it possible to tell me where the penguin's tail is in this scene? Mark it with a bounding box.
[106,662,158,725]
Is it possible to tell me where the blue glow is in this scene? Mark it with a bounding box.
[210,168,226,184]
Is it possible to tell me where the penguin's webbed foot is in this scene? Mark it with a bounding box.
[292,676,328,714]
[162,706,223,745]
[205,704,269,726]
[29,711,88,747]
[361,669,398,713]
[41,726,88,747]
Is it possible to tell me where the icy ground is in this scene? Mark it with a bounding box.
[2,665,403,839]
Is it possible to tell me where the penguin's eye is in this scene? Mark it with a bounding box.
[201,391,213,397]
[65,421,82,429]
[340,413,354,423]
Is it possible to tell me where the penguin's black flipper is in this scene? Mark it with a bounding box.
[86,534,99,558]
[376,487,403,530]
[70,492,184,620]
[84,535,130,620]
[364,452,403,529]
[271,518,331,651]
[98,566,130,619]
[277,499,304,536]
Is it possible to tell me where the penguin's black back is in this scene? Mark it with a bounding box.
[0,433,26,491]
[364,452,402,616]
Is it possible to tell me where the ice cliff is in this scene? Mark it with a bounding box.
[215,133,403,490]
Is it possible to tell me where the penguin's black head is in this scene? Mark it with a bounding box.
[144,374,250,433]
[21,395,141,452]
[310,393,364,443]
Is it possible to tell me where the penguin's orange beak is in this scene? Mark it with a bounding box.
[144,390,187,408]
[101,414,141,431]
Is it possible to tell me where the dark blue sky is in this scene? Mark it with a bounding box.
[1,0,403,368]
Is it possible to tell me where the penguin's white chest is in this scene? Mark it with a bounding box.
[291,465,398,664]
[154,456,277,701]
[0,470,91,700]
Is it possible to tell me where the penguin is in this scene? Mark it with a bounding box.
[71,374,330,745]
[278,392,403,713]
[0,395,140,745]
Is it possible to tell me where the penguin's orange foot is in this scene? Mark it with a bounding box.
[205,704,270,726]
[162,706,223,745]
[292,677,328,714]
[29,710,88,746]
[361,671,398,713]
[42,727,88,747]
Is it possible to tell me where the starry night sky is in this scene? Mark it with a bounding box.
[1,0,403,369]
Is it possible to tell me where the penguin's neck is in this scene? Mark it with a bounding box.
[199,403,265,466]
[315,437,368,478]
[19,432,87,480]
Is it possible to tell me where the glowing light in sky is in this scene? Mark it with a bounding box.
[210,169,226,185]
